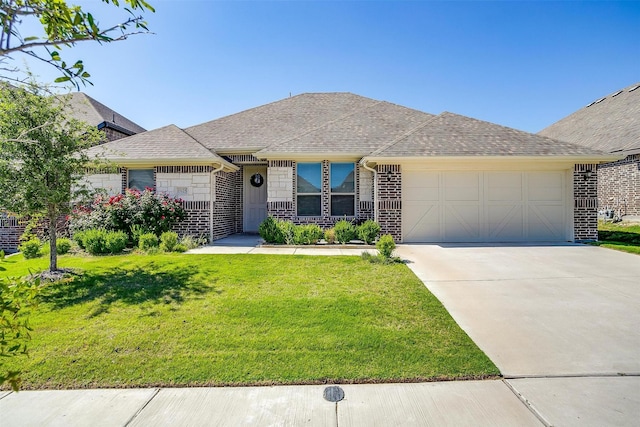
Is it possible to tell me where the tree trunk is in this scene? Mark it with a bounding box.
[48,211,57,272]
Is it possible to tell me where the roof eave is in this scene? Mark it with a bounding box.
[362,154,625,165]
[99,157,239,172]
[255,151,366,162]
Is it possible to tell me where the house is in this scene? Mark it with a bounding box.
[85,92,619,244]
[539,82,640,220]
[0,92,146,253]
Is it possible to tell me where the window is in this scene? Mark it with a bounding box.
[330,163,355,216]
[297,163,321,216]
[128,169,154,191]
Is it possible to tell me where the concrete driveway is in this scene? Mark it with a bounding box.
[396,243,640,425]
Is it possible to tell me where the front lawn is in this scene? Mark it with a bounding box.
[0,253,498,389]
[594,221,640,255]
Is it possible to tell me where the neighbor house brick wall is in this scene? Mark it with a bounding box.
[574,163,598,242]
[101,127,131,142]
[376,164,402,242]
[0,215,25,253]
[597,154,640,217]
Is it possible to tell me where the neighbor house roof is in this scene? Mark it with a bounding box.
[65,92,146,135]
[87,124,237,170]
[539,82,640,154]
[255,100,434,158]
[366,112,616,161]
[184,93,382,153]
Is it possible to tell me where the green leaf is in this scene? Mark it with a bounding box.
[24,36,39,42]
[54,76,71,83]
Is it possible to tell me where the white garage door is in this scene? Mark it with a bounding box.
[403,170,571,243]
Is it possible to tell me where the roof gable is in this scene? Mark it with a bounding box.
[65,92,146,135]
[539,82,640,153]
[87,124,233,167]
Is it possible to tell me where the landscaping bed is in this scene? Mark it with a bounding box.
[0,253,499,389]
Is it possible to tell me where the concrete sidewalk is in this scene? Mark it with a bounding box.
[186,234,378,256]
[0,381,545,426]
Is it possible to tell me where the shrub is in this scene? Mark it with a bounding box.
[0,249,5,260]
[104,231,128,254]
[130,224,150,247]
[81,229,108,255]
[138,233,159,251]
[160,231,179,252]
[73,230,87,250]
[278,220,296,245]
[19,238,42,259]
[334,219,356,244]
[259,216,283,244]
[56,238,72,255]
[324,228,336,244]
[376,234,396,259]
[357,220,381,245]
[179,235,207,250]
[294,224,323,245]
[70,189,186,240]
[173,243,188,253]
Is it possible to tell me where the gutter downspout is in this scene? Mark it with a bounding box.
[360,159,378,223]
[210,163,225,243]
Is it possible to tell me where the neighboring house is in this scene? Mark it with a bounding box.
[539,82,640,219]
[85,92,618,244]
[0,92,146,253]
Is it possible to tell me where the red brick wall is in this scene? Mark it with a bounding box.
[0,215,25,253]
[573,163,598,242]
[597,154,640,217]
[376,164,402,242]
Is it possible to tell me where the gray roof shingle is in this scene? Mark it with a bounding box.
[369,112,610,158]
[256,100,433,157]
[64,92,146,135]
[87,124,232,166]
[539,82,640,153]
[184,93,382,152]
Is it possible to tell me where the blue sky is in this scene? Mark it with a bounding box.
[19,1,640,134]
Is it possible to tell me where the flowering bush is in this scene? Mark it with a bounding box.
[71,189,186,240]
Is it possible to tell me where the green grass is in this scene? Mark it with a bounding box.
[594,221,640,255]
[0,253,499,389]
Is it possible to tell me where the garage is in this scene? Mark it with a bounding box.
[403,169,572,243]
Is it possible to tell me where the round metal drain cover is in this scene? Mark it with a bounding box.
[323,386,345,402]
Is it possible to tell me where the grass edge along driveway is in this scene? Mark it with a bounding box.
[0,253,499,389]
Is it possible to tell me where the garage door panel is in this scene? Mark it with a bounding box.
[402,170,569,243]
[488,205,525,241]
[403,201,440,242]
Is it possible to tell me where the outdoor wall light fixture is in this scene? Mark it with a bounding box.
[386,170,393,182]
[583,169,593,181]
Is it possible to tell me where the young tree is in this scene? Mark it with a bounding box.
[0,0,154,87]
[0,82,104,272]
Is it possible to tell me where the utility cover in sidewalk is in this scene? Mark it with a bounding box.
[323,386,345,402]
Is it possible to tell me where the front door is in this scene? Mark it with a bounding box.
[243,166,268,232]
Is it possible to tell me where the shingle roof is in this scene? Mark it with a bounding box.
[87,124,233,167]
[184,93,382,152]
[369,112,609,158]
[255,100,433,157]
[64,92,146,135]
[539,82,640,153]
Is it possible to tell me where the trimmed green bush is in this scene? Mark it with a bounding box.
[105,231,128,254]
[56,238,72,255]
[160,231,179,252]
[334,219,356,244]
[376,234,396,259]
[357,220,381,245]
[173,243,188,253]
[19,238,42,259]
[294,224,323,245]
[258,216,283,244]
[81,229,107,255]
[278,220,296,245]
[324,228,336,244]
[138,233,159,251]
